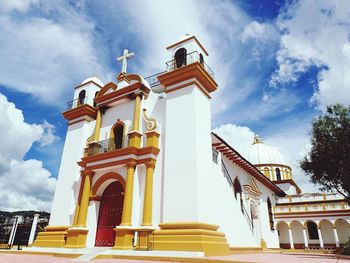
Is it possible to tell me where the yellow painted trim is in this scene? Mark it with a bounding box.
[92,110,101,142]
[145,131,160,148]
[65,228,88,248]
[133,94,141,131]
[76,170,94,227]
[142,161,156,226]
[113,228,134,250]
[120,162,137,226]
[32,228,68,248]
[158,222,220,231]
[128,130,142,148]
[151,222,230,256]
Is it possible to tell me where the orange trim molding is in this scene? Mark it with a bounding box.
[62,104,97,121]
[158,62,217,94]
[166,35,209,56]
[92,172,126,195]
[95,82,150,107]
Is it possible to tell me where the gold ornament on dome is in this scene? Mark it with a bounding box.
[143,108,158,131]
[252,134,263,145]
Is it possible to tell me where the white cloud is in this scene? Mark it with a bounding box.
[0,0,38,12]
[38,120,59,147]
[0,1,109,105]
[213,123,255,156]
[101,0,253,116]
[270,0,350,110]
[240,21,277,43]
[0,93,56,211]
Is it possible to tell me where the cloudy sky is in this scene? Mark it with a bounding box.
[0,0,349,211]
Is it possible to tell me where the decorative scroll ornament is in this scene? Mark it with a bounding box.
[243,179,262,201]
[143,108,158,131]
[86,132,94,145]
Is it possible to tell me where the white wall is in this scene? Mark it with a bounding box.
[49,120,94,226]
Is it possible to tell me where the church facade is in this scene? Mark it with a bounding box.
[31,35,350,256]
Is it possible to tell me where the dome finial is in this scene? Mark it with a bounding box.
[252,134,263,145]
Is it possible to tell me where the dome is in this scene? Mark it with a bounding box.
[246,135,286,165]
[81,75,104,87]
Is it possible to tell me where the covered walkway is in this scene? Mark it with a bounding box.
[276,219,350,249]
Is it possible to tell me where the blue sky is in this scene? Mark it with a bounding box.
[0,0,350,211]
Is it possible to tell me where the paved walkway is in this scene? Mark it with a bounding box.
[216,252,350,262]
[0,252,349,263]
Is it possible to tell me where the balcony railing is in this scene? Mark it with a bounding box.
[276,193,345,204]
[84,138,123,157]
[274,201,349,214]
[166,51,215,78]
[66,96,88,110]
[144,72,166,87]
[144,51,215,88]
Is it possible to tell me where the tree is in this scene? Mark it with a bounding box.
[300,104,350,203]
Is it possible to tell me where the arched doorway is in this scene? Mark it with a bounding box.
[174,48,187,68]
[95,181,124,247]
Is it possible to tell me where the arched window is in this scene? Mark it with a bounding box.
[306,221,319,239]
[199,53,204,66]
[174,48,187,68]
[284,169,289,179]
[233,177,244,213]
[267,197,274,230]
[263,167,270,178]
[275,168,281,180]
[93,91,98,107]
[233,177,242,200]
[78,90,86,105]
[110,121,125,150]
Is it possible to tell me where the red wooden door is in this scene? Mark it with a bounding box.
[95,181,124,247]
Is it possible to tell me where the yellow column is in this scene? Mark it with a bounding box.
[76,170,94,227]
[93,110,102,142]
[120,161,137,226]
[128,95,142,148]
[142,161,156,226]
[133,95,141,131]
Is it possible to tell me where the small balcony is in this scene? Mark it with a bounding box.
[84,138,125,157]
[66,96,88,110]
[145,51,215,87]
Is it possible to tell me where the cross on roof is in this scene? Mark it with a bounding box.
[117,49,135,74]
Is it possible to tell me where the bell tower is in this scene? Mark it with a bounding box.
[151,35,230,255]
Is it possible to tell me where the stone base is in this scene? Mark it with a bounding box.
[65,227,88,248]
[113,228,135,250]
[151,222,230,256]
[32,226,69,248]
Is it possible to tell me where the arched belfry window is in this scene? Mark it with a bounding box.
[233,177,244,213]
[93,91,98,107]
[110,121,125,150]
[275,168,281,180]
[78,90,86,105]
[199,53,204,66]
[267,197,274,230]
[174,48,187,68]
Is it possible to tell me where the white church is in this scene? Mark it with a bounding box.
[31,35,350,257]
